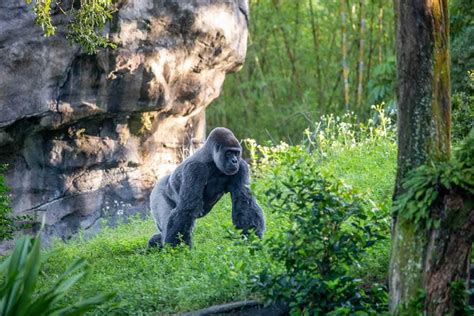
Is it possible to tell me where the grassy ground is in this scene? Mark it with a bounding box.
[37,137,397,315]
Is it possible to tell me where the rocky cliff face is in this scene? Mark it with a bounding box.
[0,0,248,242]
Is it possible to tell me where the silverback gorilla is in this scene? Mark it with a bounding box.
[148,127,265,248]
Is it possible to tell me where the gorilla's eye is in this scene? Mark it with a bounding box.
[225,151,239,166]
[226,151,238,158]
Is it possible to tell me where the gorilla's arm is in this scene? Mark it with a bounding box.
[164,162,208,246]
[228,161,265,238]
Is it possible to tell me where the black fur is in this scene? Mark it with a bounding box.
[149,127,265,248]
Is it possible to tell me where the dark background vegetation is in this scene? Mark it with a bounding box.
[208,0,472,144]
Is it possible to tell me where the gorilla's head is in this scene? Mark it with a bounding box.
[207,128,242,175]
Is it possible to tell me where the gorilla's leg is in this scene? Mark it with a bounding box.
[229,161,265,238]
[161,161,207,247]
[163,211,196,247]
[149,175,173,248]
[148,233,162,248]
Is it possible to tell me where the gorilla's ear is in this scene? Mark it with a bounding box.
[213,144,224,159]
[212,144,226,172]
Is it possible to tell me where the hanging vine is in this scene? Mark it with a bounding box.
[26,0,117,54]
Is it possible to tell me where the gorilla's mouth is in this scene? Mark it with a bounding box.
[225,167,239,175]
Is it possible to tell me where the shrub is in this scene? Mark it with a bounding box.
[393,129,474,232]
[0,165,15,241]
[0,165,32,241]
[0,235,113,315]
[452,91,474,142]
[367,57,397,111]
[451,24,474,94]
[252,154,388,315]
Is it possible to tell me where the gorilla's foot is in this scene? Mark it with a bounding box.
[148,233,163,248]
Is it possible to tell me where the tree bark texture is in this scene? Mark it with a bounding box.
[377,3,384,64]
[308,0,324,107]
[389,1,473,315]
[356,0,366,109]
[340,0,350,109]
[393,0,451,199]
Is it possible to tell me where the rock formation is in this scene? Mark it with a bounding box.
[0,0,248,242]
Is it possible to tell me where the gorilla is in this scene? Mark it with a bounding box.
[148,127,265,248]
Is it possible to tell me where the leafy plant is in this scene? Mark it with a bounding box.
[26,0,116,54]
[253,156,388,314]
[67,0,117,54]
[0,235,113,315]
[449,279,473,316]
[451,91,474,142]
[28,0,56,36]
[396,289,426,316]
[303,105,395,153]
[0,165,32,242]
[393,130,474,231]
[367,57,397,110]
[394,130,474,230]
[0,165,14,241]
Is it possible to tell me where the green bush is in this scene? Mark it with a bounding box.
[367,57,397,111]
[0,235,113,315]
[450,24,474,94]
[241,109,395,314]
[452,91,474,142]
[252,153,388,315]
[450,0,473,143]
[393,130,474,232]
[0,165,15,241]
[0,165,32,241]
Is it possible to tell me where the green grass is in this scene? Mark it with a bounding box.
[319,140,396,283]
[39,203,271,315]
[320,140,397,204]
[36,136,397,315]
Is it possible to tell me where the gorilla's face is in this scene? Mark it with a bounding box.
[223,149,240,175]
[216,148,240,176]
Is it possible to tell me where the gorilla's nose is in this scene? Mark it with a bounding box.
[232,158,238,164]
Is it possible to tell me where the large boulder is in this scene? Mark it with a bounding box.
[0,0,248,243]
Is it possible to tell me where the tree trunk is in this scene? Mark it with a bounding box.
[365,1,375,94]
[377,3,384,64]
[271,1,302,99]
[356,0,366,110]
[390,1,473,315]
[340,0,350,109]
[308,0,324,107]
